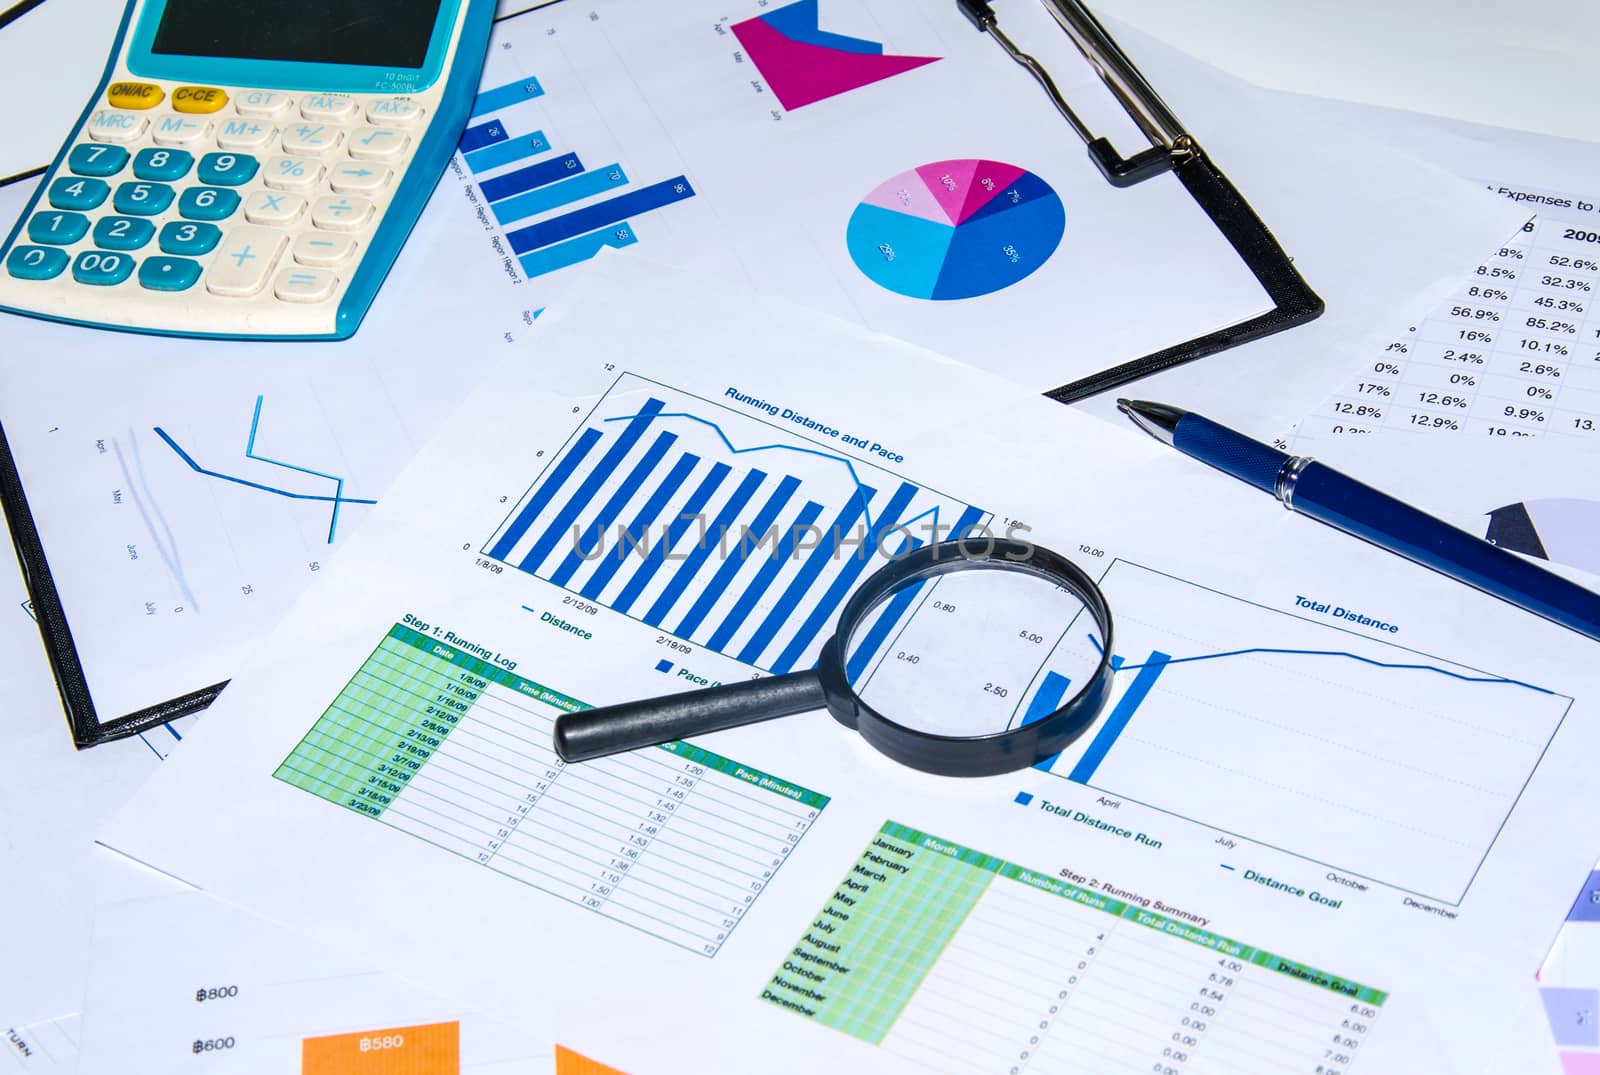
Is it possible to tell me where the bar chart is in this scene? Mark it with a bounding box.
[458,73,697,280]
[483,375,986,674]
[1017,560,1572,903]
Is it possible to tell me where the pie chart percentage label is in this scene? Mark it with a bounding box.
[846,159,1065,300]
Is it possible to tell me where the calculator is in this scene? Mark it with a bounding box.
[0,0,495,340]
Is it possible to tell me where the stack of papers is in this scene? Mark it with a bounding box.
[3,2,1598,1073]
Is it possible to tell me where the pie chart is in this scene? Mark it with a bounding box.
[845,159,1065,300]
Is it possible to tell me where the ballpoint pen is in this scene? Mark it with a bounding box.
[1117,399,1600,644]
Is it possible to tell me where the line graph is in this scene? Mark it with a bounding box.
[154,395,377,543]
[1017,560,1570,904]
[485,374,985,673]
[1087,632,1551,691]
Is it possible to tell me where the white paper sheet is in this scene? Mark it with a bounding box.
[99,260,1600,1074]
[1284,104,1600,450]
[75,891,550,1074]
[0,177,537,723]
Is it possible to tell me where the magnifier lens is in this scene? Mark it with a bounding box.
[843,560,1104,740]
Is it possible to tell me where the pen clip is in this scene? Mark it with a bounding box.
[958,0,1194,187]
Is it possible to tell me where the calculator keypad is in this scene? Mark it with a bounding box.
[68,144,129,177]
[93,216,155,251]
[48,178,110,212]
[6,247,68,280]
[7,79,426,318]
[132,148,193,182]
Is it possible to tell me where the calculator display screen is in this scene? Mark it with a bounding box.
[150,1,445,69]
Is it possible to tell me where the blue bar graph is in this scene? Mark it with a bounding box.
[549,430,678,587]
[464,131,551,173]
[609,462,731,611]
[472,76,545,116]
[1068,652,1170,784]
[674,477,801,638]
[494,166,630,228]
[487,428,602,561]
[459,120,509,154]
[843,535,925,683]
[710,501,826,652]
[507,177,696,255]
[579,452,702,600]
[519,224,638,279]
[485,381,986,672]
[1021,671,1074,772]
[465,67,696,280]
[512,400,666,572]
[482,153,583,204]
[643,469,767,628]
[738,489,874,665]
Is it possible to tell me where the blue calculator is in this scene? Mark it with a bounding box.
[0,0,494,339]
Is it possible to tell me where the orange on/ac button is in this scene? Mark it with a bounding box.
[106,82,164,109]
[172,85,229,113]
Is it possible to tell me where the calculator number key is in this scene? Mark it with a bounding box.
[244,191,306,226]
[48,177,109,211]
[349,126,408,161]
[27,211,89,244]
[178,187,241,221]
[113,182,175,215]
[205,227,288,297]
[263,156,324,192]
[6,246,69,281]
[93,216,156,251]
[197,153,259,186]
[71,250,135,286]
[132,148,194,182]
[67,143,129,177]
[159,221,222,256]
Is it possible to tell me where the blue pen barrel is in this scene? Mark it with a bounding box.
[1291,462,1600,643]
[1173,413,1288,494]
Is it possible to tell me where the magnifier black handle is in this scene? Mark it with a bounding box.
[553,671,827,763]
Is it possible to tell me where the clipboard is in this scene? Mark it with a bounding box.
[958,0,1324,403]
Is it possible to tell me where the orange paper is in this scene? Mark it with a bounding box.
[554,1043,630,1074]
[302,1020,459,1075]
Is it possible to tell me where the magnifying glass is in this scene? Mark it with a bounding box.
[552,538,1116,777]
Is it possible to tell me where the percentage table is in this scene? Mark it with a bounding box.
[1306,185,1600,440]
[763,822,1385,1074]
[274,624,828,957]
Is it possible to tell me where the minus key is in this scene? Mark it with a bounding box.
[291,232,358,267]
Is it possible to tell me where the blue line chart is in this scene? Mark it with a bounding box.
[154,395,377,543]
[1082,632,1551,694]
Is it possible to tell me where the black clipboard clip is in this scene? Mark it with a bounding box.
[958,0,1324,402]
